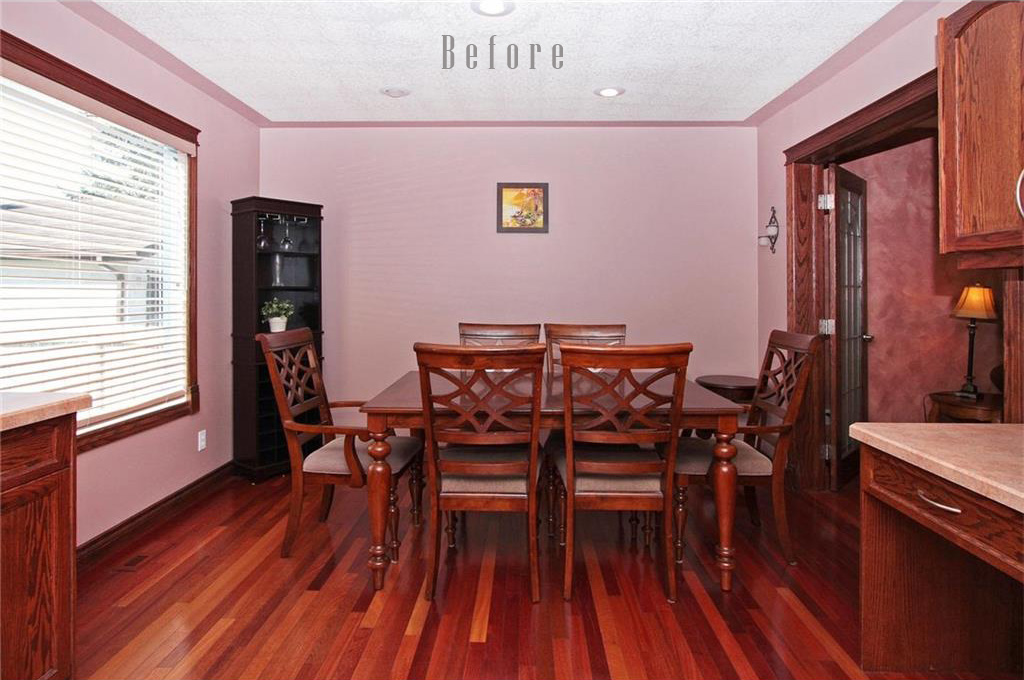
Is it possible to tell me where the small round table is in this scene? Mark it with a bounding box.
[926,391,1003,423]
[696,374,758,404]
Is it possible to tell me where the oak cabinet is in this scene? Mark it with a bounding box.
[0,414,77,680]
[938,1,1024,256]
[860,443,1023,675]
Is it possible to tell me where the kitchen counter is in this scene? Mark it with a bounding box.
[850,422,1024,512]
[0,391,92,432]
[1,391,90,680]
[854,422,1023,676]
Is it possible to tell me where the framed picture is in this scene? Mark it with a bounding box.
[497,182,548,233]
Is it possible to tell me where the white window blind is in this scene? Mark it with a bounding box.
[0,76,191,432]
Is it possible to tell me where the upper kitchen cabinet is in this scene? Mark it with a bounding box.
[938,1,1024,259]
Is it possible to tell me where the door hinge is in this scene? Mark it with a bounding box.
[819,318,836,335]
[821,444,834,461]
[817,193,835,211]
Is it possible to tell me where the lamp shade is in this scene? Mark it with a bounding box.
[952,284,998,320]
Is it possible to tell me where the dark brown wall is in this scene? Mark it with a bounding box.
[843,139,1002,422]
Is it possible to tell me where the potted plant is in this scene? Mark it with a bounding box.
[261,297,294,332]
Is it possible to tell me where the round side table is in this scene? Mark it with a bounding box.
[696,374,758,404]
[926,391,1003,423]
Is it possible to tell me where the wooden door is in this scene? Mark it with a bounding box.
[827,166,868,490]
[1,469,74,680]
[938,1,1024,254]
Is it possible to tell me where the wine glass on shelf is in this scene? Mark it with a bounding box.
[279,216,294,251]
[255,216,271,251]
[294,216,308,251]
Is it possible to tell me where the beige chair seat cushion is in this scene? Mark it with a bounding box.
[438,444,536,496]
[552,443,663,494]
[302,435,421,475]
[674,436,772,476]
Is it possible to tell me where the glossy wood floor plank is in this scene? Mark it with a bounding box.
[76,474,994,680]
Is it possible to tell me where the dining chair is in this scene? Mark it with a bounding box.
[543,323,627,377]
[415,342,546,602]
[257,328,424,558]
[458,322,541,346]
[451,323,542,538]
[552,342,692,602]
[673,330,819,566]
[541,324,628,537]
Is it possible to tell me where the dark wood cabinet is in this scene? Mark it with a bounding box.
[231,196,324,480]
[938,1,1024,260]
[1,414,77,680]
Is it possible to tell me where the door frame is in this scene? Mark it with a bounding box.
[783,70,937,490]
[784,2,1022,491]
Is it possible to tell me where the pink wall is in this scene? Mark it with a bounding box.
[754,1,969,350]
[3,0,968,543]
[259,127,760,400]
[843,139,1002,422]
[1,2,261,544]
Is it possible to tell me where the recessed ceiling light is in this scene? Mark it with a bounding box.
[380,87,411,98]
[471,1,515,17]
[595,87,625,98]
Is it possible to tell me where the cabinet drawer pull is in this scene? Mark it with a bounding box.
[916,489,962,514]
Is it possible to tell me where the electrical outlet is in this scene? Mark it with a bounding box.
[197,429,207,451]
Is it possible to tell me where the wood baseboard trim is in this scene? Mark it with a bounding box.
[76,462,234,567]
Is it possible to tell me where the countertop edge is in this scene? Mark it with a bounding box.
[0,393,93,432]
[850,423,1024,514]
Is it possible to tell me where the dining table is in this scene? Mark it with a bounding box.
[359,370,746,592]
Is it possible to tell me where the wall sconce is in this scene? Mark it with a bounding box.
[758,206,781,254]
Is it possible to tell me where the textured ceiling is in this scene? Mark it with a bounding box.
[97,0,900,122]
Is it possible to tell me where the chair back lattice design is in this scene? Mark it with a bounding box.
[544,323,627,377]
[256,328,333,450]
[458,323,541,347]
[745,330,820,463]
[415,343,545,481]
[560,343,692,481]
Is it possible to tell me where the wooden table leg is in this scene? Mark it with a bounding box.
[367,430,393,590]
[712,429,738,591]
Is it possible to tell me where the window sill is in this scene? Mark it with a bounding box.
[76,387,199,453]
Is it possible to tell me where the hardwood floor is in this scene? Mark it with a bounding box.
[76,472,986,680]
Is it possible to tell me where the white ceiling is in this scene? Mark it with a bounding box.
[97,0,900,122]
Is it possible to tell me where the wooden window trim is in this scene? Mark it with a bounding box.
[78,401,195,453]
[2,31,201,451]
[0,30,200,144]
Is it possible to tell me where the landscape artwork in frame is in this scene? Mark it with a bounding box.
[497,182,549,233]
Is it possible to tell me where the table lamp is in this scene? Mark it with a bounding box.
[952,283,998,400]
